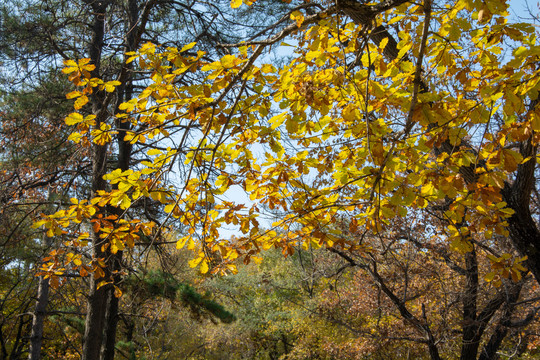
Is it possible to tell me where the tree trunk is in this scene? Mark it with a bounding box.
[460,249,480,360]
[29,188,56,360]
[100,283,120,360]
[28,238,52,360]
[99,0,141,357]
[82,2,109,359]
[478,283,522,360]
[96,0,156,357]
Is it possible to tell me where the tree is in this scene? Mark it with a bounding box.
[326,216,540,360]
[0,28,76,360]
[2,0,293,358]
[37,0,540,358]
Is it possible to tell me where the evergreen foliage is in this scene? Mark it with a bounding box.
[126,270,236,324]
[178,283,236,324]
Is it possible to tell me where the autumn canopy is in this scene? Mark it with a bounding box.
[21,0,540,358]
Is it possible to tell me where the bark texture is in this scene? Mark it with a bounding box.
[82,2,109,359]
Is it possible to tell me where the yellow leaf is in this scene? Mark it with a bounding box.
[200,259,209,274]
[96,280,109,290]
[531,111,540,131]
[220,54,237,69]
[176,237,189,249]
[261,64,275,73]
[371,141,385,166]
[164,203,175,213]
[119,195,131,209]
[421,183,436,196]
[62,64,79,75]
[92,123,113,145]
[77,58,92,67]
[180,42,197,52]
[74,95,89,110]
[66,91,82,99]
[290,10,304,27]
[502,149,522,172]
[118,99,137,112]
[63,59,78,68]
[68,132,83,143]
[231,0,242,8]
[104,81,121,93]
[188,255,203,268]
[485,271,496,282]
[147,148,162,156]
[65,113,84,125]
[379,37,389,51]
[450,237,473,253]
[140,42,156,55]
[32,219,47,229]
[126,55,138,64]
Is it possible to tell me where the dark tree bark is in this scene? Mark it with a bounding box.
[478,282,522,360]
[82,2,109,360]
[28,235,52,360]
[90,1,156,358]
[502,134,540,284]
[460,249,480,360]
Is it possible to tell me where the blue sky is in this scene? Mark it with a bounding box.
[509,0,538,20]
